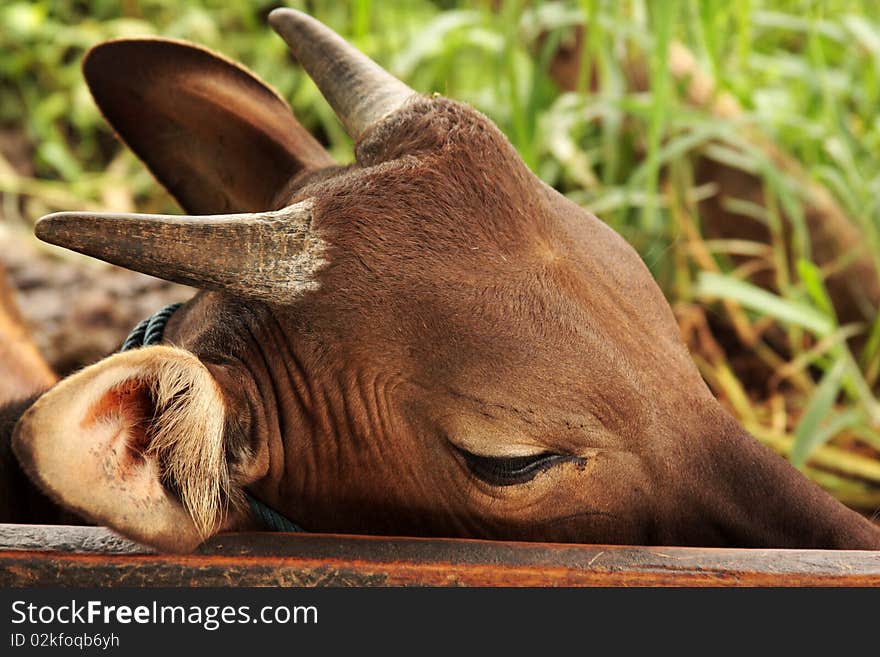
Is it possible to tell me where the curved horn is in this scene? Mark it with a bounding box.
[268,8,416,141]
[35,199,326,301]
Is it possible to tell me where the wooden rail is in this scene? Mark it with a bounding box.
[1,524,879,586]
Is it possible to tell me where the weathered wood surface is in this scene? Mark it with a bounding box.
[1,524,879,587]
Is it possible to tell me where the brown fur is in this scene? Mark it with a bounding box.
[83,38,333,214]
[9,24,880,551]
[160,94,879,549]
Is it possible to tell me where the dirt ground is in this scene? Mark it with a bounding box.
[0,227,192,377]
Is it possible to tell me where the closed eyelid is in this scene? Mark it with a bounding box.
[451,445,585,486]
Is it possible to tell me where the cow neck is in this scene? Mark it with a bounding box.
[120,303,303,534]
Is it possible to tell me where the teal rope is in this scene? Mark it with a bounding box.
[120,303,182,350]
[245,493,303,533]
[120,304,303,533]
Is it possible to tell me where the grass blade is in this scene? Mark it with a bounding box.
[790,360,849,467]
[695,271,834,337]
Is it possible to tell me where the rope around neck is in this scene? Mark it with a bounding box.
[120,304,303,534]
[120,303,182,351]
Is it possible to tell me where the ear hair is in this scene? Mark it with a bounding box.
[12,346,231,550]
[142,353,228,537]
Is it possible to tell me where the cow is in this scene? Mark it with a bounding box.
[1,9,878,553]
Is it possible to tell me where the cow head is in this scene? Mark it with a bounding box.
[12,10,880,552]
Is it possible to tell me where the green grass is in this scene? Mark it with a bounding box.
[2,0,880,507]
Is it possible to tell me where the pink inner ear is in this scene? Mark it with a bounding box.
[82,379,155,475]
[12,346,219,552]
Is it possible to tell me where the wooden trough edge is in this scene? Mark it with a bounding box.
[1,524,879,587]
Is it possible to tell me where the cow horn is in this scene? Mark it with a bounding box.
[268,8,416,141]
[34,199,327,301]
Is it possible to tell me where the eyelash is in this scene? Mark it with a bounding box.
[454,447,574,486]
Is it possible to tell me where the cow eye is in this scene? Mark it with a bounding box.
[455,447,572,486]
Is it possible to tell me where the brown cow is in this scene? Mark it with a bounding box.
[3,9,879,552]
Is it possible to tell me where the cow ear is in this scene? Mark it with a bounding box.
[12,346,242,553]
[84,38,334,214]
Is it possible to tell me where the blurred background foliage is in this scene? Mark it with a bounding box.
[3,0,880,511]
